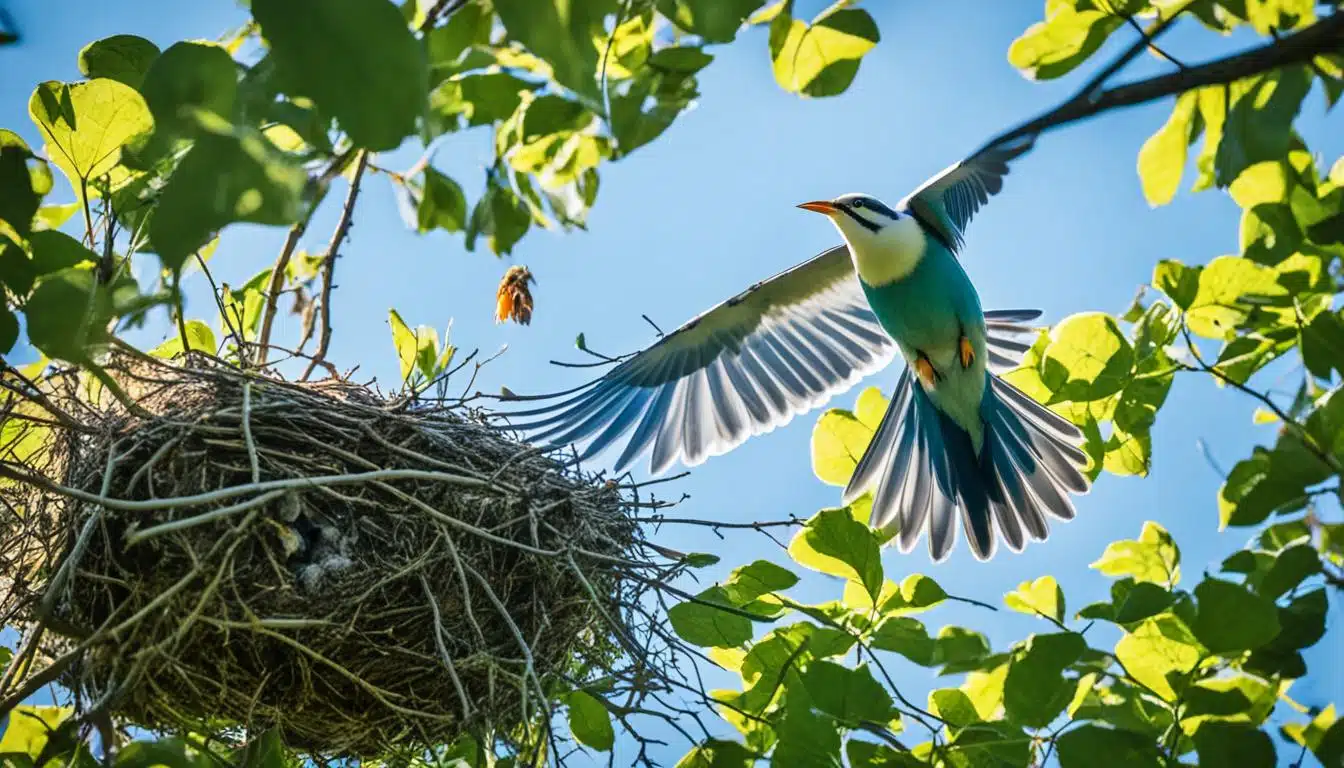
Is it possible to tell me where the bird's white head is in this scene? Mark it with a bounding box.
[798,194,927,285]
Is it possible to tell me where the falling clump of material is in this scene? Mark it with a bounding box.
[0,352,670,759]
[495,265,536,325]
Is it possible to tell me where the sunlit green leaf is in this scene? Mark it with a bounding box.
[1114,614,1202,701]
[1008,6,1123,81]
[1214,67,1311,187]
[769,5,879,98]
[1282,704,1342,768]
[811,407,872,486]
[1090,521,1181,586]
[150,320,217,358]
[1138,91,1198,206]
[674,739,755,768]
[0,706,72,758]
[253,0,426,151]
[1192,578,1280,654]
[29,79,153,186]
[1003,575,1064,623]
[788,507,883,598]
[1152,259,1200,310]
[871,616,936,666]
[78,34,161,89]
[1039,312,1135,403]
[388,308,419,383]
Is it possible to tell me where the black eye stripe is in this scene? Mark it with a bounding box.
[838,203,882,232]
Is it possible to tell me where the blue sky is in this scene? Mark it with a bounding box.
[1,0,1340,763]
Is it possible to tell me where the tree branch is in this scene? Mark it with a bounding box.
[975,10,1344,157]
[301,151,368,382]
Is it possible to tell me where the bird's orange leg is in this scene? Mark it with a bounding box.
[914,351,941,389]
[959,335,975,369]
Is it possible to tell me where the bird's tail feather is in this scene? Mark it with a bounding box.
[851,370,1090,562]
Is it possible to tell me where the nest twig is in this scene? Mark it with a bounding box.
[0,351,684,761]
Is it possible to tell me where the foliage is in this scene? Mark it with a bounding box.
[1,0,1343,766]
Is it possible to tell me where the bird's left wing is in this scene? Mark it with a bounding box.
[503,245,898,475]
[899,132,1037,251]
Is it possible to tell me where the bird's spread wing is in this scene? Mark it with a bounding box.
[899,132,1037,251]
[503,245,898,475]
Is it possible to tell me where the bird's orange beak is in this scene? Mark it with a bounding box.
[797,200,838,215]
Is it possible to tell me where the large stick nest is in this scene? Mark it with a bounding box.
[0,353,673,759]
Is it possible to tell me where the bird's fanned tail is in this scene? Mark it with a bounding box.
[849,368,1090,562]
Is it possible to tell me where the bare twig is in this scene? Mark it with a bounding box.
[302,151,368,382]
[256,221,309,363]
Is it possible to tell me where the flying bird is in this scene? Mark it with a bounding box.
[504,133,1090,561]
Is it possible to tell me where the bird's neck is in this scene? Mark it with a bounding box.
[848,216,928,287]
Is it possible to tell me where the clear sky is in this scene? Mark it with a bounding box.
[1,0,1340,764]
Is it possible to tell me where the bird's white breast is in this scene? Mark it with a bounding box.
[850,216,927,287]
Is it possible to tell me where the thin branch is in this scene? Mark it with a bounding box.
[973,10,1344,157]
[256,220,308,363]
[1123,13,1187,70]
[302,151,368,382]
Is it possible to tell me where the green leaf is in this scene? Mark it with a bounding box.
[234,727,286,768]
[1218,442,1328,528]
[1243,0,1316,34]
[1264,587,1326,652]
[1056,725,1163,767]
[846,740,922,768]
[1103,425,1152,477]
[148,128,305,270]
[769,6,879,98]
[928,688,980,729]
[566,690,614,752]
[1090,521,1180,586]
[871,616,936,666]
[493,0,612,101]
[1214,67,1311,187]
[150,320,217,358]
[895,574,947,613]
[1008,7,1123,81]
[1192,578,1280,655]
[416,167,468,234]
[802,661,893,726]
[388,309,419,383]
[0,306,17,354]
[25,268,120,361]
[772,705,842,767]
[253,0,426,151]
[649,46,715,75]
[135,41,238,156]
[660,0,763,43]
[1114,614,1202,701]
[788,507,883,599]
[78,34,161,89]
[932,626,991,669]
[465,178,532,256]
[1282,705,1342,768]
[0,706,72,758]
[722,560,798,604]
[668,586,755,648]
[674,739,755,768]
[1004,575,1064,623]
[29,79,153,185]
[1186,255,1288,338]
[1192,720,1276,766]
[811,407,873,486]
[1301,309,1344,379]
[1256,543,1320,600]
[0,142,44,242]
[1113,581,1176,625]
[1152,259,1200,310]
[1182,674,1276,728]
[1004,631,1085,728]
[1138,91,1199,206]
[1039,312,1135,403]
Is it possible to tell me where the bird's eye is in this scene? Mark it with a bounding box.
[851,199,864,209]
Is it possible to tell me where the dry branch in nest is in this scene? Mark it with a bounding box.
[0,352,681,760]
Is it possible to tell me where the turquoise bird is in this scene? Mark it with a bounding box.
[507,134,1090,561]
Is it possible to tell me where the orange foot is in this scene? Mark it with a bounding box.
[959,336,975,369]
[914,352,941,389]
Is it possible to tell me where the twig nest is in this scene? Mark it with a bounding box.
[0,353,656,758]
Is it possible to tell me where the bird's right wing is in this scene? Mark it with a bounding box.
[503,245,899,475]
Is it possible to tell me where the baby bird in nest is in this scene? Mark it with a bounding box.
[496,266,536,325]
